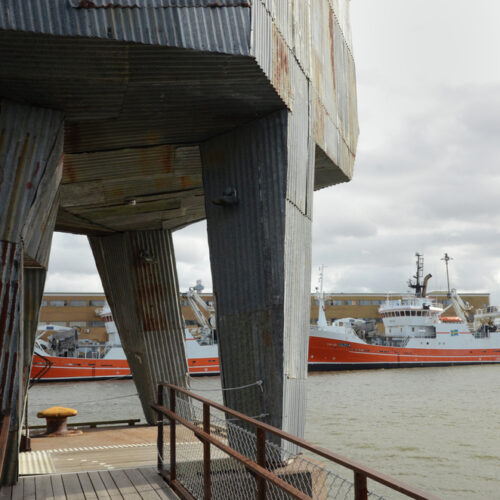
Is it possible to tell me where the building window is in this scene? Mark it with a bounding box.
[359,300,371,306]
[41,300,47,307]
[313,299,319,306]
[70,300,87,307]
[329,300,342,306]
[372,300,384,305]
[89,321,105,328]
[181,300,189,307]
[343,300,355,306]
[49,300,67,307]
[89,300,105,307]
[50,321,67,327]
[69,321,87,328]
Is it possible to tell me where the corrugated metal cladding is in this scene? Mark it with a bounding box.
[0,0,251,55]
[202,110,314,439]
[0,241,21,484]
[252,0,359,186]
[89,229,188,424]
[0,100,63,246]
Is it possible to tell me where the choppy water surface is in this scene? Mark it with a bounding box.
[28,365,500,499]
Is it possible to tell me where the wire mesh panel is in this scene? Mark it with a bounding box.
[154,385,436,500]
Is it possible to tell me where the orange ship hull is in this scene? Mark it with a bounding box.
[30,352,221,380]
[308,335,500,370]
[31,353,131,381]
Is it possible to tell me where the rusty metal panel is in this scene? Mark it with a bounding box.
[89,229,188,424]
[22,268,46,403]
[0,0,251,55]
[252,0,358,188]
[0,100,64,245]
[0,241,22,485]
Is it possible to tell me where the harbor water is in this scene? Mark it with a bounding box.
[28,365,500,499]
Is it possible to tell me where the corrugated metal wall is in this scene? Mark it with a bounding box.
[201,107,314,441]
[0,241,22,485]
[89,229,189,424]
[252,0,359,185]
[0,100,63,484]
[0,0,251,56]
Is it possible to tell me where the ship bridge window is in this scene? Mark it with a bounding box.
[404,311,409,316]
[411,311,416,316]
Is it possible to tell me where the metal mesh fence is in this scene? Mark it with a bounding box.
[158,390,396,500]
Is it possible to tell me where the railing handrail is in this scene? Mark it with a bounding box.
[155,383,441,500]
[152,402,310,500]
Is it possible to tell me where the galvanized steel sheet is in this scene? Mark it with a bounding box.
[0,0,251,55]
[89,229,189,424]
[0,100,64,245]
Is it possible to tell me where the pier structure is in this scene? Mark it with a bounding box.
[0,0,358,484]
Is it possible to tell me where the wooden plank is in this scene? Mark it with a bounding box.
[122,469,152,493]
[23,477,36,500]
[137,469,166,490]
[107,470,141,499]
[97,471,123,498]
[61,473,85,500]
[77,473,98,500]
[10,481,23,500]
[0,485,12,500]
[87,472,111,500]
[136,469,177,500]
[50,474,66,500]
[35,475,54,500]
[150,488,178,500]
[137,491,162,500]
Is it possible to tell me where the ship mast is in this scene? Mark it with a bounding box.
[408,253,424,297]
[441,252,453,298]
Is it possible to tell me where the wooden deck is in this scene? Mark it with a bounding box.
[0,467,178,499]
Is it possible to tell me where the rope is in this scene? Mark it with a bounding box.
[30,393,139,407]
[190,379,264,393]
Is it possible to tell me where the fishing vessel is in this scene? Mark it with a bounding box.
[308,254,500,370]
[30,284,220,381]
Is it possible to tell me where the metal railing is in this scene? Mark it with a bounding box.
[152,383,441,500]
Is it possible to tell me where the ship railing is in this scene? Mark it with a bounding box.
[475,306,500,316]
[153,383,441,500]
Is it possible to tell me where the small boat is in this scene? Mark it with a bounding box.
[31,325,131,381]
[308,254,500,370]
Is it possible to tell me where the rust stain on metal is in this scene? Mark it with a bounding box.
[26,162,40,190]
[77,0,250,8]
[272,25,291,108]
[180,176,190,189]
[77,0,134,9]
[328,9,336,91]
[161,146,174,174]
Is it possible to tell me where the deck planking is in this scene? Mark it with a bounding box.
[0,467,178,500]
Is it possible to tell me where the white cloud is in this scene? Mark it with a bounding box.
[45,2,500,304]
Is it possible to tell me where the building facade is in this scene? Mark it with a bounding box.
[39,291,490,341]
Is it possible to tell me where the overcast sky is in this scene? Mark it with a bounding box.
[45,1,500,303]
